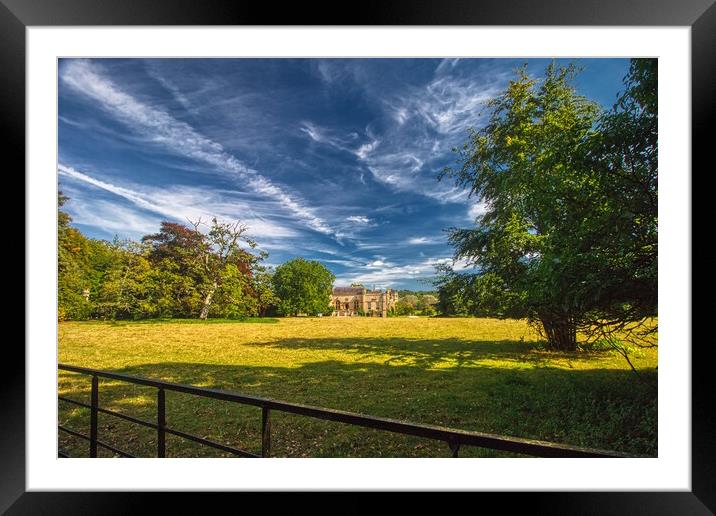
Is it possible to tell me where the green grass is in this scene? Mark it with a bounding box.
[58,317,657,458]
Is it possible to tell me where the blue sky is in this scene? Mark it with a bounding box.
[58,58,630,290]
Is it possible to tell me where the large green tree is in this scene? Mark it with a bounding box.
[580,59,658,348]
[272,258,334,316]
[58,193,271,320]
[143,218,263,319]
[440,61,657,351]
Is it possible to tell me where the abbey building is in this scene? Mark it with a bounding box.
[331,286,398,317]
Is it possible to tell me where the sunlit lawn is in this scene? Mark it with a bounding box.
[58,317,657,458]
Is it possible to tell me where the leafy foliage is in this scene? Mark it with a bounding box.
[578,59,658,347]
[143,218,263,319]
[58,192,106,320]
[272,258,335,316]
[438,61,657,351]
[57,194,280,321]
[435,266,527,318]
[393,290,439,316]
[393,300,416,316]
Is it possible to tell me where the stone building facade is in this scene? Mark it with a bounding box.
[331,286,398,317]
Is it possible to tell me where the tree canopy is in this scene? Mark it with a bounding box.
[144,218,263,319]
[58,195,278,321]
[272,258,335,316]
[438,60,657,351]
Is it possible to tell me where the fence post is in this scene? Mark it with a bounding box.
[448,440,460,458]
[157,387,166,458]
[89,375,98,458]
[261,407,271,458]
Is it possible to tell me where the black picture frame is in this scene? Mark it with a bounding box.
[6,0,712,512]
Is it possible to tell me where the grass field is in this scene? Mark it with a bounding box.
[58,317,657,458]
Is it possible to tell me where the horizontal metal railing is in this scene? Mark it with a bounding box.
[58,363,627,458]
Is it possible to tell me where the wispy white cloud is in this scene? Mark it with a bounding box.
[355,139,379,159]
[334,256,452,287]
[346,215,371,225]
[353,241,392,251]
[467,199,490,221]
[434,58,461,75]
[321,258,364,267]
[59,164,165,215]
[363,155,468,204]
[415,76,499,135]
[299,121,363,157]
[313,60,346,84]
[145,63,192,110]
[261,60,494,207]
[67,198,161,238]
[335,254,474,287]
[406,236,444,245]
[60,60,335,237]
[58,163,296,239]
[391,107,409,126]
[300,121,324,143]
[330,214,380,244]
[352,64,507,205]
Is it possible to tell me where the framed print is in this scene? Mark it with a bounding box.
[7,0,713,512]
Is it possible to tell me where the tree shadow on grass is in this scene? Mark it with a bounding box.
[58,355,657,459]
[245,336,616,369]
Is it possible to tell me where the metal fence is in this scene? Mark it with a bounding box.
[58,363,626,458]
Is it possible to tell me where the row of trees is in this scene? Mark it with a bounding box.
[436,59,657,351]
[58,199,340,320]
[59,199,277,320]
[59,200,446,321]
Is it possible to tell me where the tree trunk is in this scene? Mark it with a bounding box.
[199,281,218,320]
[540,316,577,351]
